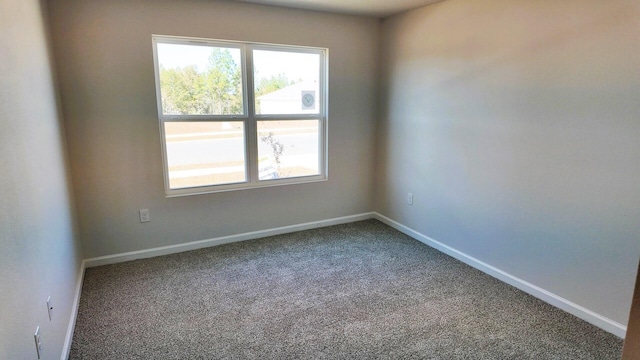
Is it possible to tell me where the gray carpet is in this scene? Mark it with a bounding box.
[70,220,623,359]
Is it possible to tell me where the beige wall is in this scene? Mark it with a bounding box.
[19,0,635,350]
[0,0,82,358]
[48,0,380,258]
[377,0,640,326]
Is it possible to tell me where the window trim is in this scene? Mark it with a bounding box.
[152,35,328,197]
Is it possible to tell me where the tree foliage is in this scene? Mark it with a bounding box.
[160,48,296,116]
[255,73,292,97]
[160,48,242,115]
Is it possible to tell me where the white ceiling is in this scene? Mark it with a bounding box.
[233,0,446,18]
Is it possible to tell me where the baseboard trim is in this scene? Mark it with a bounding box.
[76,211,626,340]
[84,212,376,268]
[61,259,86,360]
[373,212,627,339]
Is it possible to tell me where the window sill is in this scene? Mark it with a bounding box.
[165,175,328,197]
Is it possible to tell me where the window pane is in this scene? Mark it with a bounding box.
[253,50,320,115]
[165,122,246,188]
[257,120,319,180]
[157,43,243,115]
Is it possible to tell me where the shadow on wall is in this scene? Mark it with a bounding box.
[396,1,635,94]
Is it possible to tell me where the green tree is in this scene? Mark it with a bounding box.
[160,65,206,115]
[255,73,291,97]
[204,48,242,114]
[159,48,242,115]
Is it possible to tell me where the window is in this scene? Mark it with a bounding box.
[152,35,327,196]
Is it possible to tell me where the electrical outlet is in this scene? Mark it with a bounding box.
[46,296,53,321]
[407,193,414,206]
[34,326,42,359]
[139,209,150,223]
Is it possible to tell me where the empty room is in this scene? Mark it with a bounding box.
[1,0,639,358]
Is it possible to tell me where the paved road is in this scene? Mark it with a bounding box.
[166,132,318,166]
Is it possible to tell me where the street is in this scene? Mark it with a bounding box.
[166,132,319,182]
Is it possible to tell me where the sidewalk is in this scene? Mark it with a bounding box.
[169,154,317,179]
[166,126,317,142]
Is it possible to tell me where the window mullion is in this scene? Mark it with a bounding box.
[245,46,258,184]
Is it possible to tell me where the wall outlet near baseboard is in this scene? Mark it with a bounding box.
[34,326,42,359]
[46,296,53,321]
[139,209,150,223]
[407,193,414,206]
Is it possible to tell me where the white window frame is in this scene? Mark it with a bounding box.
[152,35,328,197]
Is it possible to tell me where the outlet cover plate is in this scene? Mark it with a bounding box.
[47,296,53,321]
[139,209,150,223]
[34,326,42,359]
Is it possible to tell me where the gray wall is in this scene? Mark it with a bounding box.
[48,0,380,258]
[376,0,640,325]
[9,2,633,356]
[0,0,82,358]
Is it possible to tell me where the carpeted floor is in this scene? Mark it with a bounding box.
[70,220,623,359]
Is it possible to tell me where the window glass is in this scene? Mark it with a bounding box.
[257,120,319,180]
[157,43,243,116]
[164,122,246,188]
[253,50,320,115]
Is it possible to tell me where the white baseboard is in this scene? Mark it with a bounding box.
[373,212,627,339]
[84,212,376,268]
[61,259,86,360]
[73,211,625,343]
